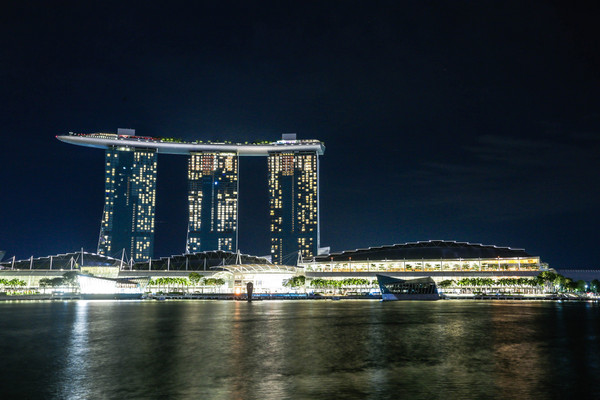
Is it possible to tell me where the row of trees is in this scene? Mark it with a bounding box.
[39,278,67,290]
[0,278,27,290]
[309,278,375,289]
[438,277,539,288]
[2,271,80,293]
[283,276,306,288]
[149,277,191,291]
[535,271,599,293]
[438,271,600,294]
[188,272,226,287]
[38,272,79,292]
[148,274,226,293]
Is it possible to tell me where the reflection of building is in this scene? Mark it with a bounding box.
[187,152,238,252]
[97,140,157,261]
[268,147,319,264]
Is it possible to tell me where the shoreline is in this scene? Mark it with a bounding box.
[1,293,598,302]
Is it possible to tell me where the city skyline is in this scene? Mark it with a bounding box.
[2,2,600,268]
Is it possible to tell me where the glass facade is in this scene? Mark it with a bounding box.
[268,151,319,264]
[98,146,157,261]
[378,276,438,295]
[187,152,238,252]
[301,257,541,272]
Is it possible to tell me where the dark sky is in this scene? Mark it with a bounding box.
[1,1,599,268]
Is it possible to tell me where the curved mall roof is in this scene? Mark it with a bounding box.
[316,240,533,262]
[57,133,325,156]
[131,250,271,271]
[0,251,121,269]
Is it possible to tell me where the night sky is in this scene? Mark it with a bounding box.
[2,2,599,268]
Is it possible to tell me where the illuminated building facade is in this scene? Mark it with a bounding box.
[299,240,543,275]
[187,152,238,252]
[97,146,157,261]
[268,150,319,264]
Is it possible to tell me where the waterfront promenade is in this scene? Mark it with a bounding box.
[2,292,598,302]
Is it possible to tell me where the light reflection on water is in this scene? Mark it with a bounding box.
[0,300,599,399]
[58,301,89,399]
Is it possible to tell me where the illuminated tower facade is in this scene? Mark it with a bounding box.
[97,146,157,260]
[268,151,319,264]
[187,152,238,252]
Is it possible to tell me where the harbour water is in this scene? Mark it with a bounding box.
[1,300,599,399]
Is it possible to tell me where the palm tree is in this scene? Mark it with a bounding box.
[189,272,202,289]
[7,278,26,292]
[590,279,600,293]
[438,280,454,289]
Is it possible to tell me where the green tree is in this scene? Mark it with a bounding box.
[176,277,190,293]
[590,279,600,293]
[51,277,64,288]
[555,275,568,291]
[438,280,454,289]
[7,278,26,290]
[205,278,216,286]
[39,278,52,293]
[285,275,306,288]
[62,271,79,288]
[189,272,202,286]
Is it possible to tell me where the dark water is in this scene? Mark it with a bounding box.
[1,300,599,400]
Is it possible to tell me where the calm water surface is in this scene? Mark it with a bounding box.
[0,300,599,399]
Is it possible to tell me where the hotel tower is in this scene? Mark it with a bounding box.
[268,150,319,264]
[97,130,158,260]
[187,152,239,253]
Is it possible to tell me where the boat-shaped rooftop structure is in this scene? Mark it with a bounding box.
[56,132,325,156]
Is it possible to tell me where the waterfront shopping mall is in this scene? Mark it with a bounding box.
[4,240,588,296]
